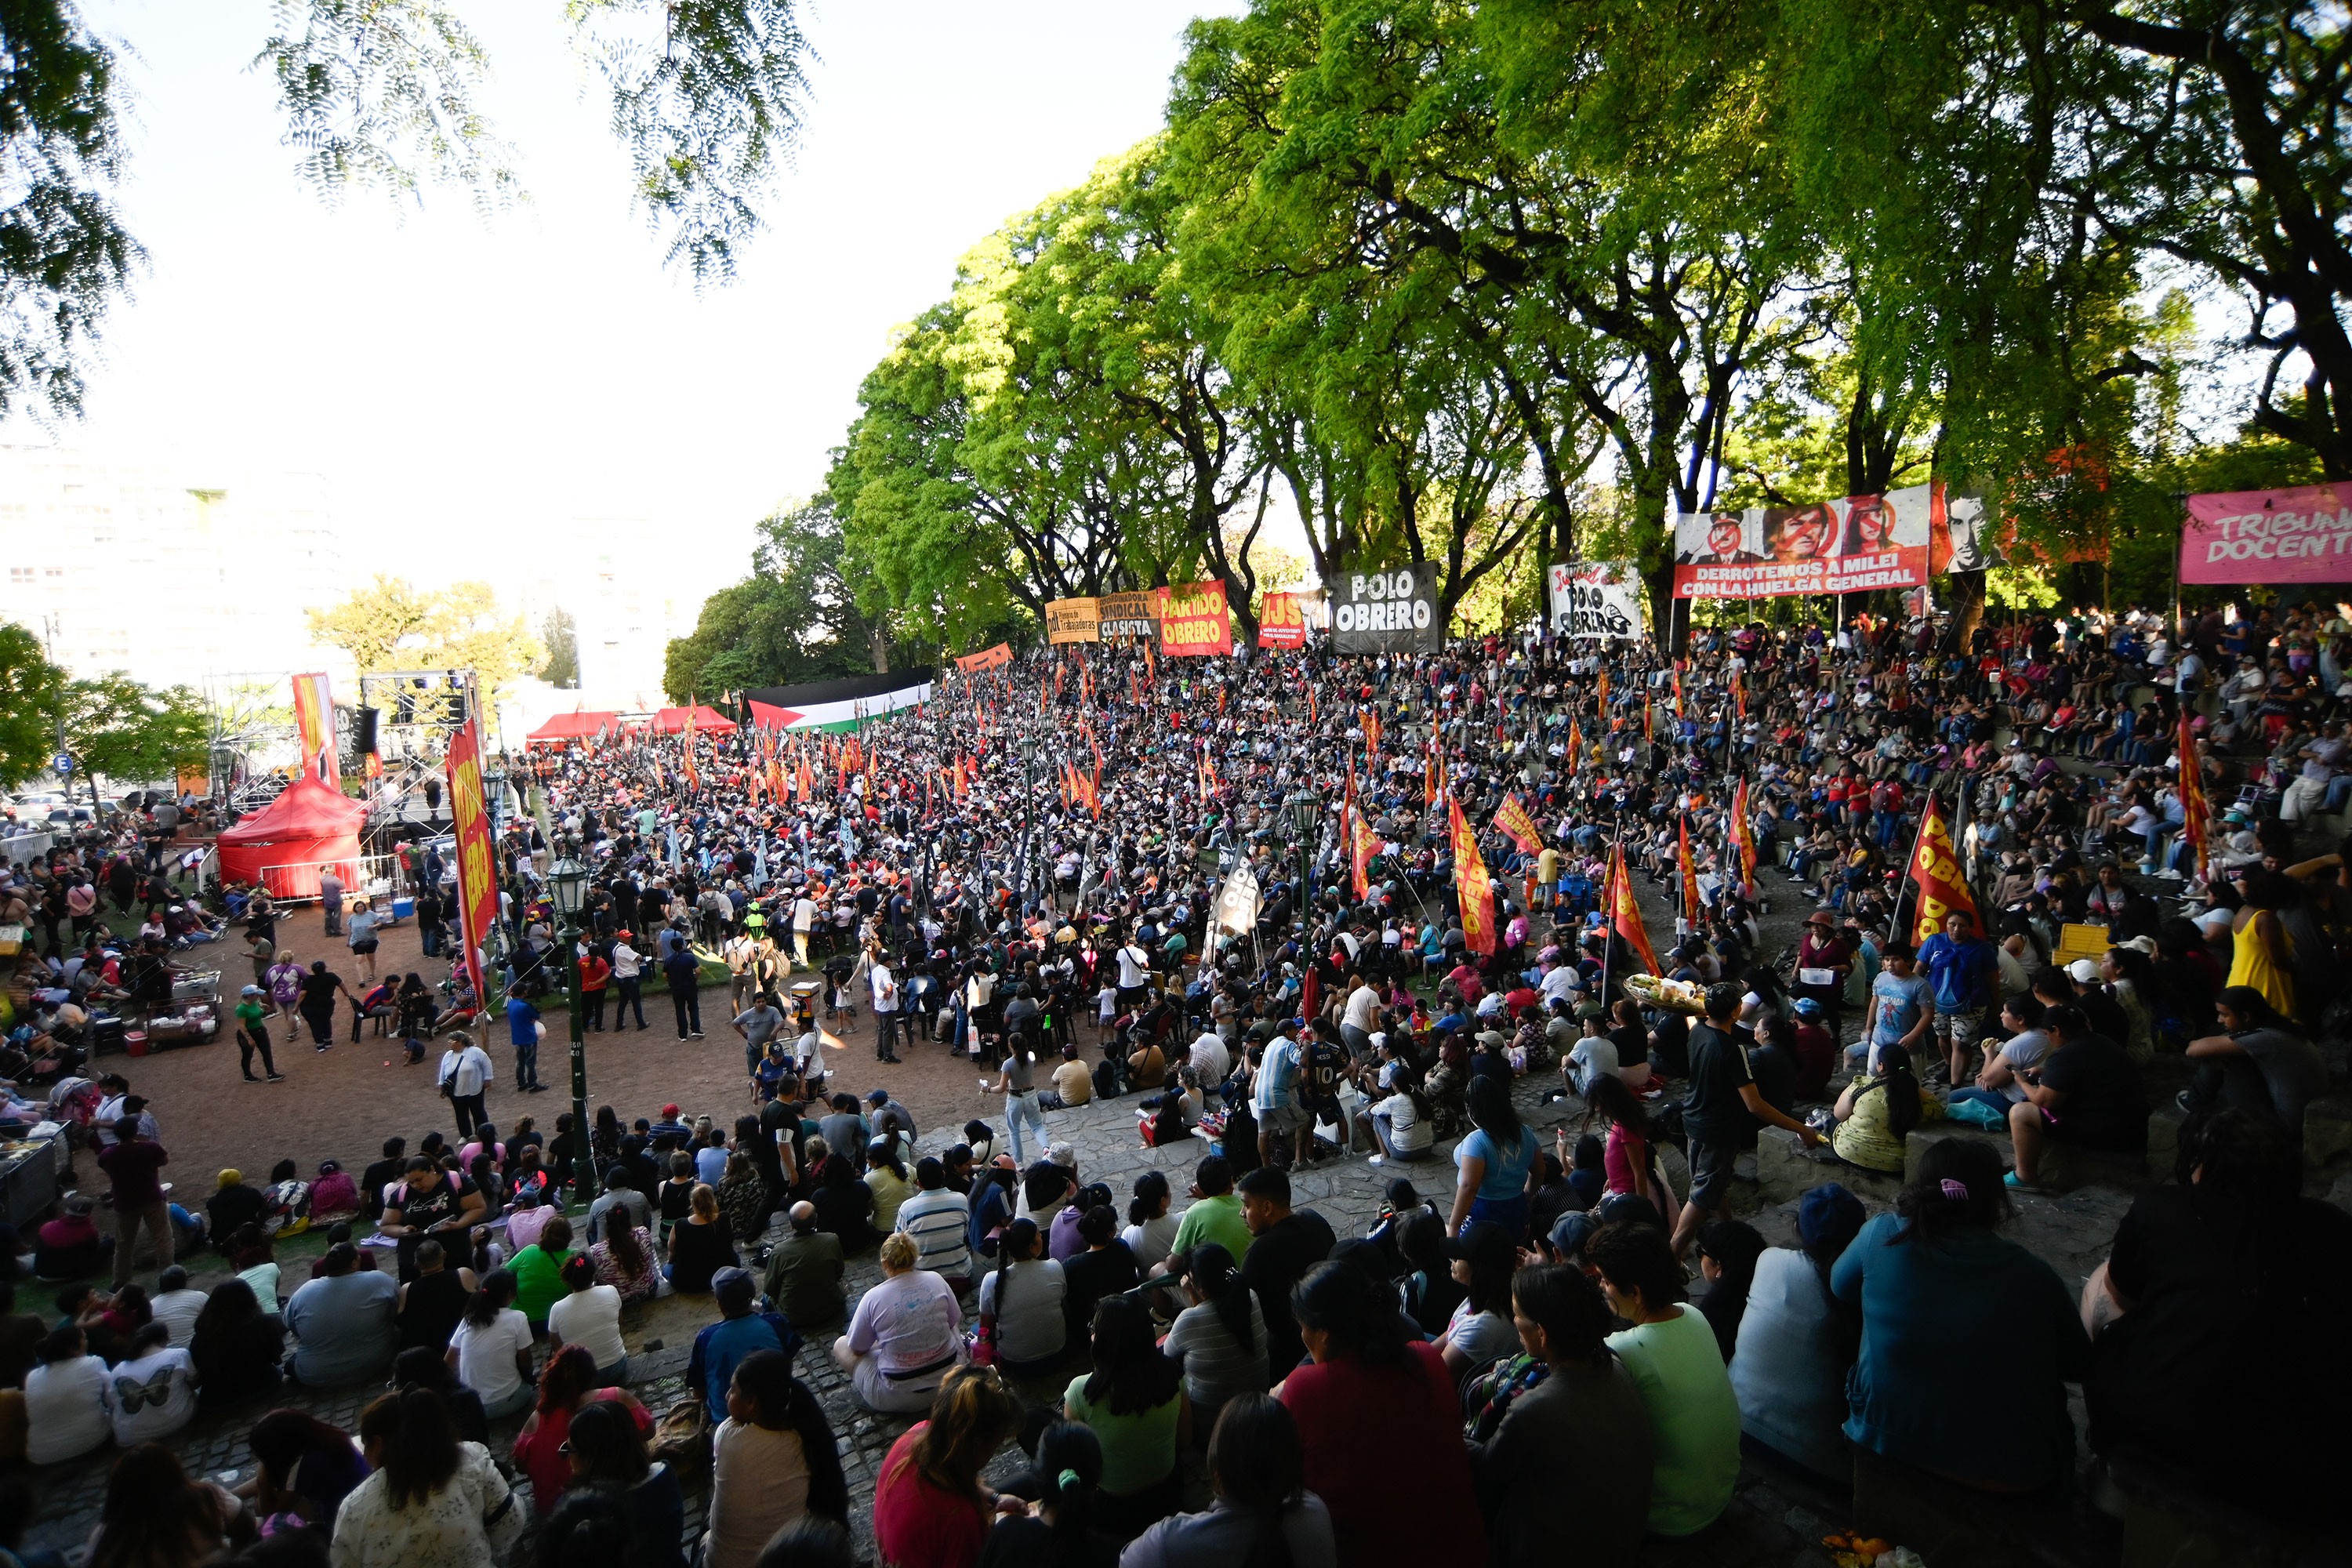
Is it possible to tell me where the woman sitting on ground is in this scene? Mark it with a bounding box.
[510,1343,652,1514]
[1161,1243,1268,1436]
[84,1443,238,1568]
[1692,1220,1768,1363]
[189,1279,286,1409]
[703,1348,848,1568]
[1830,1042,1943,1174]
[1831,1138,2088,1496]
[1729,1183,1867,1485]
[560,1399,685,1568]
[665,1184,739,1295]
[871,1365,1023,1568]
[1061,1295,1187,1537]
[833,1232,964,1415]
[977,1421,1117,1568]
[242,1407,371,1530]
[589,1209,659,1305]
[1588,1221,1741,1539]
[330,1387,523,1568]
[1120,1395,1337,1568]
[975,1217,1065,1374]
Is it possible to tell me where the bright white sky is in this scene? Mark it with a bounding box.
[13,0,1229,601]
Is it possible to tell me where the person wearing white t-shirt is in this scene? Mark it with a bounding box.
[448,1273,535,1417]
[24,1329,110,1465]
[791,895,819,967]
[1113,939,1151,1005]
[1189,1028,1231,1087]
[103,1323,198,1445]
[869,956,901,1064]
[546,1254,630,1385]
[1340,979,1381,1058]
[151,1265,209,1348]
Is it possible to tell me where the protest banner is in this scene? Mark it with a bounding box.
[1159,581,1233,655]
[445,718,497,1004]
[1669,483,1937,599]
[1331,564,1441,652]
[1044,597,1102,644]
[954,643,1013,672]
[1097,590,1162,644]
[1547,561,1646,640]
[2180,482,2352,585]
[1257,590,1308,648]
[291,672,337,783]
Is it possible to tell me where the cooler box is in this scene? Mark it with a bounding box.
[125,1030,149,1058]
[392,897,415,920]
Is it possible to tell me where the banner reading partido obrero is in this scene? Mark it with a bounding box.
[445,717,498,1004]
[1669,482,1941,599]
[1159,581,1233,655]
[1331,564,1443,652]
[2180,482,2352,583]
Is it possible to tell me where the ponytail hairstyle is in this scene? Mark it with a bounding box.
[1127,1170,1171,1229]
[998,1217,1040,1298]
[1031,1421,1103,1566]
[1864,1042,1923,1138]
[463,1269,517,1329]
[1582,1073,1653,1142]
[1893,1138,2009,1245]
[1178,1243,1254,1360]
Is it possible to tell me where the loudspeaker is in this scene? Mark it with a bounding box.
[354,706,380,753]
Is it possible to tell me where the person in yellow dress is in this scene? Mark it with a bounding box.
[2227,872,2297,1023]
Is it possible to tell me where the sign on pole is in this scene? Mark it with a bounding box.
[445,718,499,1005]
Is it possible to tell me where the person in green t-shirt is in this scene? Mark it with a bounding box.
[1167,1156,1253,1267]
[1589,1221,1740,1537]
[234,985,281,1083]
[510,1215,575,1327]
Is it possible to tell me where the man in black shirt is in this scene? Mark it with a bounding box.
[2009,1003,2150,1187]
[1671,984,1821,1258]
[1236,1164,1336,1381]
[360,1137,408,1223]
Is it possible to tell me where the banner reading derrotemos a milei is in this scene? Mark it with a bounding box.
[1548,561,1646,640]
[1331,564,1442,653]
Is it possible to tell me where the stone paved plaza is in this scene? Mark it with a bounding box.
[21,1053,2166,1567]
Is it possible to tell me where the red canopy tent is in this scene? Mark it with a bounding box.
[525,710,619,746]
[215,774,368,898]
[648,705,736,734]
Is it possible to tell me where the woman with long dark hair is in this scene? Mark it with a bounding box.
[189,1277,285,1408]
[1123,1393,1336,1566]
[1581,1073,1673,1218]
[85,1444,234,1568]
[975,1217,1065,1374]
[330,1388,522,1568]
[510,1342,652,1512]
[447,1269,534,1418]
[1829,1041,1941,1174]
[1162,1242,1267,1435]
[244,1407,370,1528]
[1445,1075,1539,1241]
[705,1348,848,1568]
[1831,1138,2087,1494]
[1061,1295,1187,1536]
[1279,1262,1482,1566]
[1692,1219,1767,1362]
[563,1399,685,1568]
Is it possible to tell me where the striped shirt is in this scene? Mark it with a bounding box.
[895,1186,972,1278]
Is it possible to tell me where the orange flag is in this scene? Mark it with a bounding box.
[1361,707,1381,757]
[1493,793,1543,855]
[1677,815,1700,919]
[1566,717,1584,771]
[1347,760,1378,901]
[1606,843,1663,975]
[1731,777,1758,886]
[1448,797,1496,956]
[1905,794,1980,948]
[2178,710,2209,880]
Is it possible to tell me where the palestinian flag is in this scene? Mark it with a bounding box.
[744,670,935,734]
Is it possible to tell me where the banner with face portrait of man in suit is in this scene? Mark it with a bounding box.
[1670,483,1941,598]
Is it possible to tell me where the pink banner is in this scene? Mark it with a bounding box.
[2182,483,2352,583]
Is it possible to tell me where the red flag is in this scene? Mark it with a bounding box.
[1672,666,1685,720]
[2178,710,2209,880]
[1361,707,1381,757]
[1493,793,1543,855]
[1905,794,1980,947]
[1346,761,1376,901]
[1448,797,1497,956]
[1677,816,1700,918]
[1566,717,1583,772]
[1606,843,1663,975]
[1731,777,1758,887]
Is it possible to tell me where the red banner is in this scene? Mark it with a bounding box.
[1606,844,1661,976]
[1670,484,1939,599]
[2178,710,2209,881]
[445,718,498,1006]
[1158,581,1233,656]
[292,672,337,784]
[1905,794,1980,948]
[1448,797,1496,956]
[1257,590,1307,648]
[1677,816,1701,919]
[1493,793,1543,855]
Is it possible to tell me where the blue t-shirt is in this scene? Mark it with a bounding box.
[1868,970,1930,1047]
[1915,935,1995,1014]
[1459,1124,1540,1203]
[506,996,540,1049]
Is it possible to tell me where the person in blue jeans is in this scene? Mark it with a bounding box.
[1447,1075,1539,1240]
[505,989,544,1091]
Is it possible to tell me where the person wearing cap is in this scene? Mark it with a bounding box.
[2060,956,2133,1047]
[867,1088,917,1154]
[688,1265,800,1425]
[1790,910,1854,1035]
[1727,1184,1868,1482]
[233,984,283,1083]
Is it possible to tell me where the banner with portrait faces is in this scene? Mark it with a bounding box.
[1669,483,1939,598]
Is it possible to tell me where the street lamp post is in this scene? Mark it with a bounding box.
[547,855,590,1205]
[1288,790,1317,917]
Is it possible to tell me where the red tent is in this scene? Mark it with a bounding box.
[215,774,368,898]
[525,710,619,746]
[648,705,736,734]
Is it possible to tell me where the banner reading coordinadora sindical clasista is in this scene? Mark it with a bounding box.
[1331,564,1442,653]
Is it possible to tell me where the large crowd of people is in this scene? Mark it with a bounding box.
[2,595,2350,1565]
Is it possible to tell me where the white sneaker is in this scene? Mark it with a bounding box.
[1367,1155,1385,1166]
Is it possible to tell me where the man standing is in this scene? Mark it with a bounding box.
[1916,910,1998,1087]
[577,944,612,1033]
[97,1104,172,1287]
[732,991,784,1089]
[791,888,819,970]
[869,951,902,1063]
[663,940,704,1040]
[610,931,646,1031]
[506,986,545,1093]
[1670,984,1822,1258]
[1235,1165,1335,1382]
[438,1031,495,1138]
[318,867,344,938]
[1253,1025,1310,1171]
[1339,973,1380,1060]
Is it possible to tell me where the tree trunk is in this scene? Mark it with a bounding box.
[1945,569,1987,653]
[869,623,890,674]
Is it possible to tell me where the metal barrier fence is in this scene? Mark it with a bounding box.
[255,851,403,906]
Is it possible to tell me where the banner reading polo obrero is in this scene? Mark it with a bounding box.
[1331,563,1442,652]
[1158,580,1233,655]
[1256,590,1308,648]
[290,672,338,784]
[2180,481,2352,584]
[1670,483,1939,599]
[444,717,497,1005]
[1548,561,1646,640]
[1044,598,1102,644]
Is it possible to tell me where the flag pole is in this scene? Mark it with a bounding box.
[1887,787,1941,945]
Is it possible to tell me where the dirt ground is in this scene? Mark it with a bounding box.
[64,906,1021,1198]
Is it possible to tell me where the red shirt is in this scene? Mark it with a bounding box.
[873,1425,989,1568]
[97,1138,169,1210]
[578,954,612,993]
[1280,1341,1483,1567]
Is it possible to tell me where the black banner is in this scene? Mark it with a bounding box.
[1330,564,1441,653]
